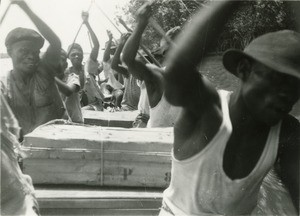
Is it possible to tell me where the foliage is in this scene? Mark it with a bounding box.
[118,0,296,52]
[118,0,201,50]
[216,1,296,52]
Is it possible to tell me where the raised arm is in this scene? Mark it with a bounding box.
[111,33,130,78]
[122,3,154,82]
[12,0,61,65]
[164,1,239,115]
[103,30,113,63]
[82,12,100,61]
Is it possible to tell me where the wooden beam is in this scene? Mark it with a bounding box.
[83,110,138,128]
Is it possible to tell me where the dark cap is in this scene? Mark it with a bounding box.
[223,30,300,79]
[5,27,44,48]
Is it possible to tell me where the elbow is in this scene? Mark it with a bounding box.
[121,53,133,67]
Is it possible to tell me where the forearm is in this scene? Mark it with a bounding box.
[55,78,78,97]
[164,1,238,106]
[111,43,129,77]
[103,39,112,62]
[86,22,100,61]
[18,2,61,50]
[122,22,146,66]
[165,1,238,80]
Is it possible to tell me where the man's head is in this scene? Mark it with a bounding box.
[223,30,300,125]
[67,43,83,68]
[5,27,44,76]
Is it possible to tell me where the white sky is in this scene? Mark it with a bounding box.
[0,0,130,56]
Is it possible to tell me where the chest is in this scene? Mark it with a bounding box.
[223,127,271,179]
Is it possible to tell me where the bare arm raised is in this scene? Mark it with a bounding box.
[122,3,163,107]
[11,0,61,67]
[111,33,130,78]
[82,12,100,62]
[103,30,113,63]
[164,1,239,117]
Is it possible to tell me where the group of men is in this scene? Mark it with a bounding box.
[1,0,300,215]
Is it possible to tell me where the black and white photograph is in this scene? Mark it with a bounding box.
[0,0,299,215]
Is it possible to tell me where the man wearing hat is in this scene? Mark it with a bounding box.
[1,0,65,136]
[122,3,181,128]
[159,1,299,215]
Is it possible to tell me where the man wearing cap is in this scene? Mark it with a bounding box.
[1,0,65,136]
[159,1,299,215]
[122,3,181,128]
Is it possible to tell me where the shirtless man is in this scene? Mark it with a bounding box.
[1,0,65,135]
[159,1,299,215]
[122,3,181,127]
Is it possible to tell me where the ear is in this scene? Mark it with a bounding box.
[236,58,252,82]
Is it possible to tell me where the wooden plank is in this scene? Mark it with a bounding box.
[40,208,159,216]
[23,125,173,152]
[22,123,173,187]
[23,158,172,187]
[36,186,162,215]
[83,110,138,128]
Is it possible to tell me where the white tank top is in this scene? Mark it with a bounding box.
[162,90,281,215]
[147,94,181,128]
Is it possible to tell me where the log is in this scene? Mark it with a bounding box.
[22,122,173,188]
[83,110,139,128]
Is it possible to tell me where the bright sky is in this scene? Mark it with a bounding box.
[0,0,130,57]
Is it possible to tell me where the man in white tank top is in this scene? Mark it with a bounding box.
[160,1,299,215]
[122,3,181,128]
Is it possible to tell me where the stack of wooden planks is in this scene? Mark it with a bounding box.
[22,122,173,188]
[83,110,139,128]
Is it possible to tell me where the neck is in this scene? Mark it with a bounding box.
[229,90,268,130]
[12,69,32,84]
[72,64,82,71]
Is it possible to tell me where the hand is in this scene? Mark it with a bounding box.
[81,11,89,23]
[107,30,113,40]
[136,2,152,25]
[120,32,131,45]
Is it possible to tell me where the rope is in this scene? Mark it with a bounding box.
[94,1,122,34]
[0,3,11,27]
[67,0,94,56]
